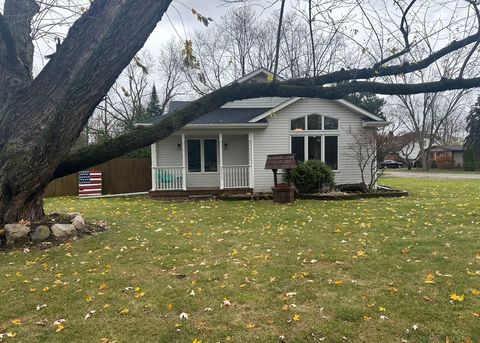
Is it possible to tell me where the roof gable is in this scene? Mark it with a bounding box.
[234,68,285,84]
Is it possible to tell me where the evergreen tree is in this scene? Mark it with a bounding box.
[144,84,163,118]
[464,95,480,168]
[464,146,477,171]
[344,93,386,119]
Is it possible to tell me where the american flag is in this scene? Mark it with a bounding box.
[79,170,102,197]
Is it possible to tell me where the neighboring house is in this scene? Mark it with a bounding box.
[430,145,464,168]
[136,68,388,195]
[386,133,431,164]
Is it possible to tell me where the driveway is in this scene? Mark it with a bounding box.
[384,171,480,179]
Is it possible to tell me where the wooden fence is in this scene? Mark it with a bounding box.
[44,158,151,197]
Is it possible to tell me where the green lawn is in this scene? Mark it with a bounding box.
[1,178,480,343]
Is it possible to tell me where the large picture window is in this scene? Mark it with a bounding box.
[187,139,218,173]
[290,135,339,170]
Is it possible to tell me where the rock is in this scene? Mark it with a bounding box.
[4,223,31,246]
[51,224,76,238]
[66,212,81,220]
[71,216,85,230]
[31,225,50,242]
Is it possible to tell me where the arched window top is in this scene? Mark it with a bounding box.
[290,114,339,131]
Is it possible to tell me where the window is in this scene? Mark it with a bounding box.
[187,139,218,173]
[291,114,339,131]
[307,114,322,130]
[291,137,305,162]
[290,135,339,170]
[308,136,322,160]
[204,139,218,172]
[325,136,338,170]
[187,140,201,172]
[291,117,305,131]
[324,116,338,130]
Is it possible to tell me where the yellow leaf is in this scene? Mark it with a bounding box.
[6,332,16,337]
[292,314,300,321]
[55,324,65,333]
[266,74,274,83]
[471,289,480,296]
[334,280,343,286]
[99,283,109,291]
[424,274,435,284]
[246,322,256,329]
[167,304,174,311]
[10,319,21,325]
[120,308,129,315]
[192,339,203,343]
[450,293,465,302]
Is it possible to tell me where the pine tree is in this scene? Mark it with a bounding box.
[465,95,480,151]
[344,92,386,119]
[144,84,163,118]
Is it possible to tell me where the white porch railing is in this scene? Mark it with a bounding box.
[222,165,250,189]
[153,167,185,190]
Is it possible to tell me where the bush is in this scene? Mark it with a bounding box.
[464,146,477,171]
[287,160,334,193]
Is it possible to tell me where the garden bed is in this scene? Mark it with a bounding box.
[218,185,408,201]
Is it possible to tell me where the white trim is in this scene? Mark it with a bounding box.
[335,99,385,122]
[151,143,157,191]
[181,134,187,190]
[362,120,389,128]
[219,133,224,190]
[248,132,254,189]
[248,97,302,123]
[185,123,268,129]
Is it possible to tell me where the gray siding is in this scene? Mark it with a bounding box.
[223,134,249,166]
[156,135,182,167]
[252,98,374,192]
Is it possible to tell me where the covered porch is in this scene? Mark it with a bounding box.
[151,132,255,193]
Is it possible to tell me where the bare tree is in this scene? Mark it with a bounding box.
[347,129,384,191]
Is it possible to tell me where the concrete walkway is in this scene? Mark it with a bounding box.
[384,171,480,179]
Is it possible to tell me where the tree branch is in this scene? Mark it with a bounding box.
[54,75,480,178]
[289,31,480,86]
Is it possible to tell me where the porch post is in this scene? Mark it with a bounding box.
[181,134,187,190]
[248,132,254,189]
[219,133,224,189]
[151,143,157,191]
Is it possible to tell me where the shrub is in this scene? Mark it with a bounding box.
[287,160,334,193]
[464,146,477,171]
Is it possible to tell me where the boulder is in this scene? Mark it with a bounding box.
[31,225,51,242]
[66,212,81,220]
[71,215,85,230]
[51,224,76,238]
[4,223,30,246]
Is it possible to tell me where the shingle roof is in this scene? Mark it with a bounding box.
[140,101,270,125]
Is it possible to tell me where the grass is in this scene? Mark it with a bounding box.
[1,178,480,342]
[385,168,480,174]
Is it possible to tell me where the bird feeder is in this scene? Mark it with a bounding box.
[265,154,297,203]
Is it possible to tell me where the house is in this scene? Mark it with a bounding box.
[386,133,431,165]
[430,145,464,168]
[136,69,388,196]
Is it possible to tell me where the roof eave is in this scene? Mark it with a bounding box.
[362,120,389,128]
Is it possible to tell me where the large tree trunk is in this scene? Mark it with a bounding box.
[0,0,172,225]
